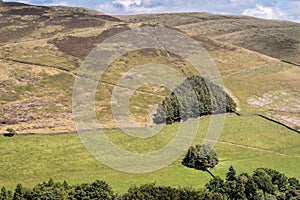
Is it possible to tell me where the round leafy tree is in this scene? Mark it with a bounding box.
[182,144,218,178]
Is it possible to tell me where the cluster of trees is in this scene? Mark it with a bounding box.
[1,170,298,200]
[122,171,300,200]
[206,167,300,200]
[0,179,115,200]
[0,180,226,200]
[153,75,236,124]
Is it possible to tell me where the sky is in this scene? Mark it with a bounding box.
[3,0,300,22]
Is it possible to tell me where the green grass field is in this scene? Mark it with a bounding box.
[0,115,299,193]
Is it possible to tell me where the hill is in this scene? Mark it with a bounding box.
[118,12,300,64]
[0,2,128,133]
[1,4,299,133]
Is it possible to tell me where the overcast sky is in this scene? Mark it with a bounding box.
[4,0,300,22]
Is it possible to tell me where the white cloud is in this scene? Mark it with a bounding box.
[97,0,175,14]
[242,4,287,20]
[15,0,31,3]
[96,0,262,15]
[113,0,141,7]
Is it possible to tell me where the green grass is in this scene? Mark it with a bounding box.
[0,115,299,193]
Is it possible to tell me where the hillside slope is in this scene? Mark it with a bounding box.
[118,12,300,64]
[0,3,299,133]
[0,2,128,133]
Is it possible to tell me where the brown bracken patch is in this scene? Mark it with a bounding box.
[49,25,130,59]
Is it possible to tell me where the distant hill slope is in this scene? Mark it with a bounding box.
[0,3,299,133]
[118,13,300,64]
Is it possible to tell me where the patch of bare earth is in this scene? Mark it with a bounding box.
[248,91,300,130]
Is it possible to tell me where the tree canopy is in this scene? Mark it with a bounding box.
[182,144,219,178]
[122,183,226,200]
[0,169,299,200]
[206,168,300,200]
[153,75,236,124]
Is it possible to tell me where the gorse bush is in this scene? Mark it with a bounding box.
[153,75,236,124]
[3,128,16,137]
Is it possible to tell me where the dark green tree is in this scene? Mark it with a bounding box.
[13,184,24,200]
[241,174,261,200]
[31,179,68,200]
[260,168,288,192]
[182,144,218,178]
[69,180,115,200]
[48,178,54,187]
[288,177,300,190]
[122,183,226,200]
[252,169,277,195]
[286,189,300,199]
[205,168,299,200]
[207,175,248,200]
[226,165,238,181]
[0,187,7,200]
[7,191,13,200]
[62,180,69,190]
[206,176,226,194]
[224,180,247,200]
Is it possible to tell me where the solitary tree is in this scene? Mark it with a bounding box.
[182,144,218,178]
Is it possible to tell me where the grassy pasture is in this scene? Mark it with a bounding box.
[0,115,299,193]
